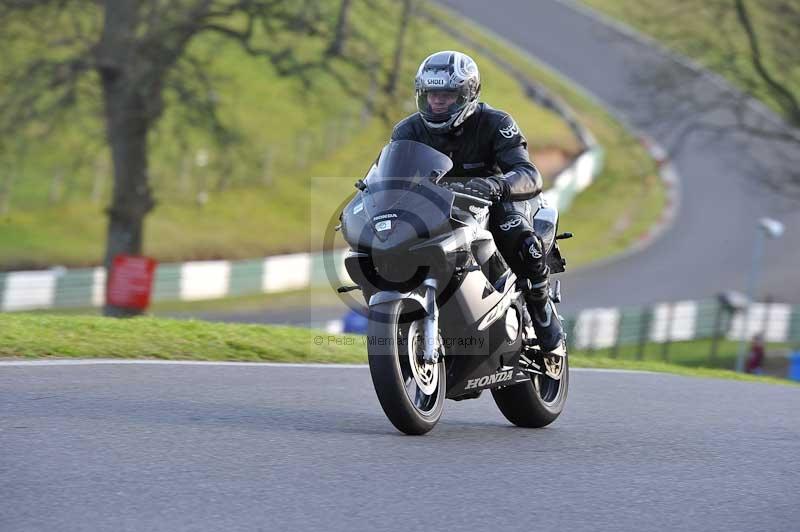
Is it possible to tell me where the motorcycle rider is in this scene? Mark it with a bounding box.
[389,50,564,352]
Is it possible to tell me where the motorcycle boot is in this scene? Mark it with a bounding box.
[518,232,564,352]
[522,276,564,353]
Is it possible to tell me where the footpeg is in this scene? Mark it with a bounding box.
[337,285,361,293]
[522,338,539,348]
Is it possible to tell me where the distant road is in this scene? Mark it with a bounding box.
[3,362,799,531]
[437,0,800,312]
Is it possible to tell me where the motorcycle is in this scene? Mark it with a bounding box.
[338,140,570,435]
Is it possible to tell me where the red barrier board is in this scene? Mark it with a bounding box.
[107,255,157,310]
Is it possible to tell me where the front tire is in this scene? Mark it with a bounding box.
[491,345,569,428]
[367,300,445,435]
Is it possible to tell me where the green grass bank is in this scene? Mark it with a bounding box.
[0,1,662,272]
[2,313,793,386]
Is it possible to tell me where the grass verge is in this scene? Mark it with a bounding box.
[3,313,794,386]
[569,337,798,383]
[1,313,364,364]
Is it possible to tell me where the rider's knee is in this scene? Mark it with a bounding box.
[518,233,548,281]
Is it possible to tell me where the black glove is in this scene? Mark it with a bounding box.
[458,177,508,202]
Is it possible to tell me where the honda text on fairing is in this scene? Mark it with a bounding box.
[337,140,572,435]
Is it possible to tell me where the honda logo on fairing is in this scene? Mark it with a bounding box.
[465,370,514,390]
[373,213,398,221]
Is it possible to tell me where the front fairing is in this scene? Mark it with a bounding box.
[341,141,455,253]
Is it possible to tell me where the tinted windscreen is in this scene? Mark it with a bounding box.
[354,140,455,249]
[368,140,453,186]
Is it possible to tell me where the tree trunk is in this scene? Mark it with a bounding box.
[101,85,156,317]
[385,0,414,96]
[96,0,159,317]
[327,0,352,57]
[733,0,800,125]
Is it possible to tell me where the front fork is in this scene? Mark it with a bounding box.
[421,278,440,364]
[367,278,441,364]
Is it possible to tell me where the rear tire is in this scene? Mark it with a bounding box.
[367,300,445,435]
[491,346,569,428]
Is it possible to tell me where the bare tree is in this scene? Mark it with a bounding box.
[612,0,800,193]
[733,0,800,125]
[327,0,352,57]
[0,0,358,316]
[385,0,414,96]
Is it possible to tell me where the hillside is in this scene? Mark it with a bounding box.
[0,1,662,271]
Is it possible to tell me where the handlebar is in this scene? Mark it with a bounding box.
[440,182,494,206]
[449,190,493,206]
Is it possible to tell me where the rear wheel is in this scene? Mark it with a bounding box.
[491,344,569,428]
[367,300,446,435]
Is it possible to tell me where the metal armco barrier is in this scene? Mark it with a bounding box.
[562,300,800,361]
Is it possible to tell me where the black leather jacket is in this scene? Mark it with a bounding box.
[390,103,543,201]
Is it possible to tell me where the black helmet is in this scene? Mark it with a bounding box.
[414,51,481,134]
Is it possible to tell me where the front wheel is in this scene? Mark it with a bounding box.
[491,345,569,428]
[367,300,446,435]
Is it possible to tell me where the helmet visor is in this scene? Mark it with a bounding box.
[416,87,469,123]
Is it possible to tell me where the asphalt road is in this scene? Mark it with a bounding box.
[191,0,800,327]
[1,362,798,532]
